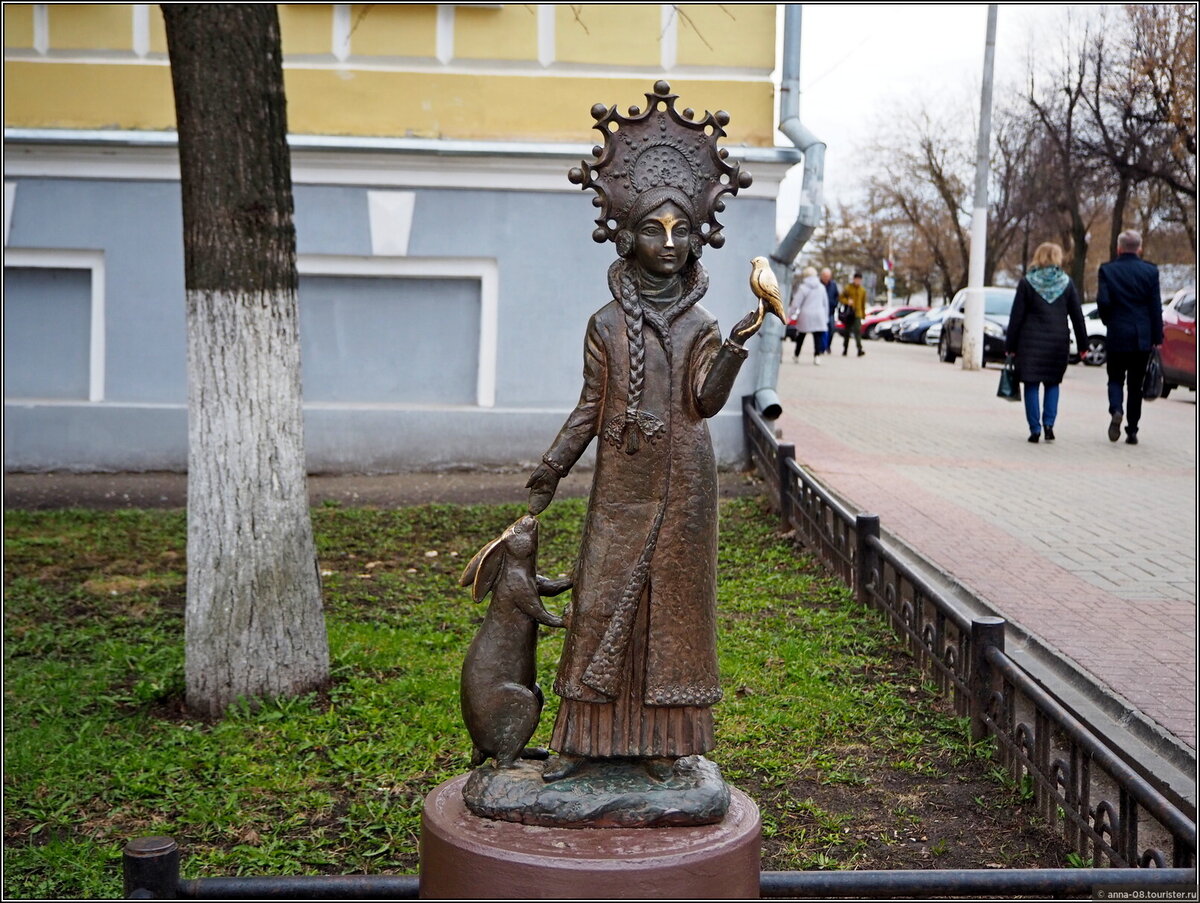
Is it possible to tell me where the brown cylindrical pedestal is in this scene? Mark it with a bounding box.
[419,774,761,899]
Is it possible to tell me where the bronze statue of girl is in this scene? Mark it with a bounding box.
[524,83,770,784]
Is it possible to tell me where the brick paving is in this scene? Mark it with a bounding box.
[772,338,1197,750]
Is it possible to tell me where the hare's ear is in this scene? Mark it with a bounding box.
[459,538,504,602]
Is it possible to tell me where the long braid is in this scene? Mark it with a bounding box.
[617,263,646,421]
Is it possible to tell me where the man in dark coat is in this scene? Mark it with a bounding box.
[819,268,839,354]
[1097,230,1164,445]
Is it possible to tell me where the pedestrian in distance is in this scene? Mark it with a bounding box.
[785,265,803,343]
[1097,230,1163,446]
[838,272,868,357]
[1004,242,1089,443]
[786,266,828,364]
[819,267,839,354]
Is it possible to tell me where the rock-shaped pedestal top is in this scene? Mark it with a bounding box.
[462,755,731,828]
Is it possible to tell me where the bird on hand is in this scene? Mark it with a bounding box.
[734,256,787,342]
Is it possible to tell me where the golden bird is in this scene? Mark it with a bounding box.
[746,256,787,333]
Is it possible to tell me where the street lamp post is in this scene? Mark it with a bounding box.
[961,4,998,371]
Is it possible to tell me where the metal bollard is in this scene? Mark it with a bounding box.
[970,617,1006,743]
[854,514,880,606]
[741,395,756,472]
[776,442,795,531]
[123,836,179,899]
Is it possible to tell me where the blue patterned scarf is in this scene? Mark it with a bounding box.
[1027,266,1070,302]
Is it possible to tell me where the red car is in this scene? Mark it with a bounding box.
[1160,288,1196,397]
[835,305,930,339]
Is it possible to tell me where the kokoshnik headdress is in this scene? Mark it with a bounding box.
[566,81,754,458]
[568,79,753,251]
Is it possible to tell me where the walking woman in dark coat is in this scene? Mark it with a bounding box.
[1005,242,1089,443]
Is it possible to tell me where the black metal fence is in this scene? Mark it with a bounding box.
[124,836,1197,899]
[742,395,1197,873]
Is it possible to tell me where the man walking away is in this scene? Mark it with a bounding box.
[1097,230,1163,445]
[838,272,868,357]
[820,268,839,354]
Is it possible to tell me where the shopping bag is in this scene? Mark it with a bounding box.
[997,358,1021,402]
[1142,348,1164,400]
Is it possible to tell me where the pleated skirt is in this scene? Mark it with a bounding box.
[549,588,715,758]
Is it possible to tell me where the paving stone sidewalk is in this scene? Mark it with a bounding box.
[772,338,1197,752]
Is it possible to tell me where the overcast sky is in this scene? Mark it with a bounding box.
[775,3,1089,233]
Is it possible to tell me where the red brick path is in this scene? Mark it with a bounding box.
[772,339,1196,749]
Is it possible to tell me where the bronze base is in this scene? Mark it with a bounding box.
[419,774,761,899]
[462,754,730,828]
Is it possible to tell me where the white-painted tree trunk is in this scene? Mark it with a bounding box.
[164,5,330,716]
[184,286,328,714]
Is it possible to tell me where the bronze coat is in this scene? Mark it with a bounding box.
[543,292,747,708]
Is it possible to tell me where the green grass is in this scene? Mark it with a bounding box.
[5,497,993,897]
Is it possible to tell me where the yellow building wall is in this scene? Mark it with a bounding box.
[5,3,777,145]
[278,4,336,56]
[676,4,776,69]
[4,5,34,49]
[284,71,775,145]
[555,4,662,67]
[4,61,176,130]
[454,5,538,63]
[349,5,438,58]
[48,4,131,52]
[148,6,168,55]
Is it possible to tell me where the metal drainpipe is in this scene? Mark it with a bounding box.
[752,3,825,420]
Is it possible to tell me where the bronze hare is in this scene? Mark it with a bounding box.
[459,514,570,768]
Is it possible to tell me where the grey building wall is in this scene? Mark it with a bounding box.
[4,266,92,399]
[4,141,791,473]
[299,275,481,405]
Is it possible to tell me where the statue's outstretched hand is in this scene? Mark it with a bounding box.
[730,306,765,345]
[537,575,573,596]
[526,464,560,515]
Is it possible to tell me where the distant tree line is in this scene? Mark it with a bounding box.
[808,4,1195,304]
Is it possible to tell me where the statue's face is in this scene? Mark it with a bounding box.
[633,201,692,276]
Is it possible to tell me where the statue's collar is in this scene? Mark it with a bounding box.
[609,259,708,331]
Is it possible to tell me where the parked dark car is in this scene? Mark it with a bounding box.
[875,314,908,341]
[937,286,1015,364]
[861,305,929,339]
[1160,288,1196,397]
[896,306,951,344]
[876,307,932,341]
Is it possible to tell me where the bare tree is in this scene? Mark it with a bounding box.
[808,203,895,299]
[1127,4,1197,198]
[867,99,1039,298]
[868,107,970,298]
[986,101,1045,280]
[1121,4,1196,251]
[1026,14,1104,293]
[1081,9,1171,259]
[163,5,329,716]
[843,6,1194,300]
